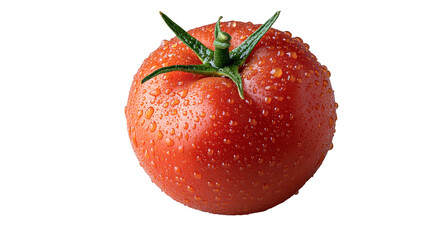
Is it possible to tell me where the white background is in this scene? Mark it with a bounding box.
[1,0,428,239]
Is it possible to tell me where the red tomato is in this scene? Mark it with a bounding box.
[125,12,337,214]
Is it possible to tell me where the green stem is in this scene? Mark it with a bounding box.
[213,18,232,67]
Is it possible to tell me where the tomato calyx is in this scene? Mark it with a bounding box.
[141,11,281,99]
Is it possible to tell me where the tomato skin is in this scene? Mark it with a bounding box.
[125,21,336,214]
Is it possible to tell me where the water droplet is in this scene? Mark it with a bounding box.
[193,172,202,179]
[262,184,269,191]
[130,127,137,146]
[145,107,154,119]
[183,122,189,129]
[207,148,214,156]
[149,121,157,132]
[174,166,181,174]
[178,89,188,98]
[329,117,334,128]
[164,88,172,95]
[187,185,194,192]
[166,137,175,146]
[323,80,329,87]
[270,68,283,78]
[149,89,161,97]
[178,145,184,153]
[249,118,257,126]
[293,37,303,43]
[137,110,143,119]
[157,130,164,140]
[229,120,238,126]
[264,96,272,104]
[262,109,269,117]
[171,99,180,107]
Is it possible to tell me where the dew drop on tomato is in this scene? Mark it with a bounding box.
[149,121,157,132]
[149,89,161,97]
[270,68,283,78]
[207,148,214,156]
[186,185,194,192]
[193,172,202,179]
[329,117,334,128]
[157,130,164,140]
[137,110,143,120]
[145,107,154,119]
[165,137,175,146]
[178,145,184,153]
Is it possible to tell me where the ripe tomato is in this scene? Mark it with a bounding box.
[125,12,337,214]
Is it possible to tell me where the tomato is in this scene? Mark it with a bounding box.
[125,12,337,215]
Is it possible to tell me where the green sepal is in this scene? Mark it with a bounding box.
[218,65,244,98]
[159,12,213,64]
[214,16,222,38]
[230,11,280,66]
[141,64,221,84]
